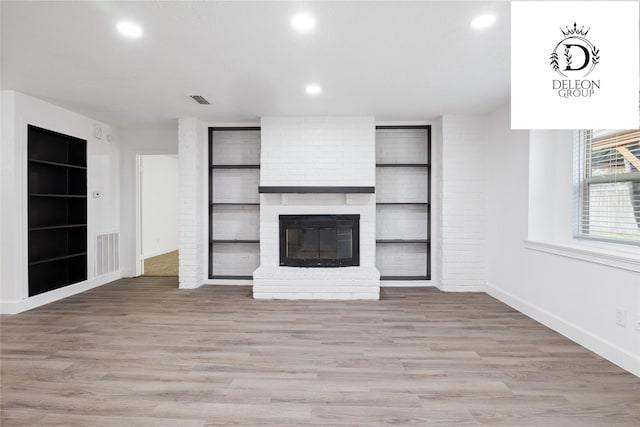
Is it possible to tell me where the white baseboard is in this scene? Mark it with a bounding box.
[0,271,122,315]
[438,284,487,292]
[177,278,203,289]
[203,279,253,286]
[486,282,640,377]
[381,280,435,287]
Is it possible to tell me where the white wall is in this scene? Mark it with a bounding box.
[254,116,379,299]
[486,104,640,376]
[260,116,376,187]
[141,155,179,259]
[0,90,121,313]
[528,129,575,242]
[119,126,178,277]
[439,115,488,291]
[178,117,207,289]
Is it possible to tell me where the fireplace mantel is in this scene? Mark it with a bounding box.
[259,186,375,194]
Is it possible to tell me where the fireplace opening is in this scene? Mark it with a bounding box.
[280,215,360,267]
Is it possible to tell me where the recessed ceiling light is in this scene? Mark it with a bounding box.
[291,13,315,32]
[471,14,496,29]
[117,21,143,38]
[305,84,322,95]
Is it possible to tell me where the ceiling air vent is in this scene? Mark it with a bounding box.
[190,95,210,105]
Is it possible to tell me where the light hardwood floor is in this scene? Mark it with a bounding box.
[143,251,179,277]
[1,277,639,426]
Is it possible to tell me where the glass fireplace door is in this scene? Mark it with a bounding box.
[280,215,359,267]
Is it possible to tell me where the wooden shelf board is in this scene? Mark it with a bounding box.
[376,164,430,168]
[376,202,429,205]
[210,202,260,206]
[376,239,429,244]
[29,252,87,266]
[29,159,87,169]
[259,186,375,194]
[29,224,87,231]
[210,240,259,244]
[211,165,260,169]
[29,193,87,198]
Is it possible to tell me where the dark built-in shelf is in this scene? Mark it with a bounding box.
[376,125,430,130]
[376,239,429,244]
[29,224,87,231]
[210,239,259,244]
[211,164,260,169]
[29,252,87,266]
[381,275,429,281]
[375,125,431,281]
[210,202,260,206]
[259,186,375,194]
[376,164,430,168]
[29,193,87,198]
[28,124,88,297]
[29,159,87,169]
[377,202,429,205]
[209,127,262,280]
[210,127,261,132]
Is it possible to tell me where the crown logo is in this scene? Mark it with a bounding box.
[550,22,599,78]
[561,22,590,37]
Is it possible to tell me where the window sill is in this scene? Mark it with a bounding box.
[524,239,640,273]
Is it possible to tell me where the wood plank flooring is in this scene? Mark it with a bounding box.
[143,251,178,277]
[1,277,639,426]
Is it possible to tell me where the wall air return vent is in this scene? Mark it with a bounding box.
[190,95,210,105]
[96,232,119,276]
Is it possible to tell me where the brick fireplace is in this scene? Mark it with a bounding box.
[252,116,380,300]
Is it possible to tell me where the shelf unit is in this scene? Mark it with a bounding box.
[27,125,87,296]
[375,125,431,280]
[209,127,261,280]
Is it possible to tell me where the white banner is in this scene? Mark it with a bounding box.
[511,1,639,129]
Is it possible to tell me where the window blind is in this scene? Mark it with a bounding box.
[575,129,640,245]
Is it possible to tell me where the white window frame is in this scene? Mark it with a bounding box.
[574,129,640,247]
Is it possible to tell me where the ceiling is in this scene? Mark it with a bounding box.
[1,1,510,129]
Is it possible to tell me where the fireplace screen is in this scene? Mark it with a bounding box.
[280,215,360,267]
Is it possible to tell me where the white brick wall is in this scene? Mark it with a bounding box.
[253,192,380,300]
[439,115,487,291]
[260,116,375,187]
[178,118,205,289]
[194,116,489,294]
[254,117,379,300]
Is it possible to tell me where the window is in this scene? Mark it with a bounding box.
[575,129,640,245]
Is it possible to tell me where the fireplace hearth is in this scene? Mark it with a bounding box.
[279,215,360,267]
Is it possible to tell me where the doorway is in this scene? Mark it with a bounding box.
[137,155,179,276]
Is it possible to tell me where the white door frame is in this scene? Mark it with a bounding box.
[135,155,144,276]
